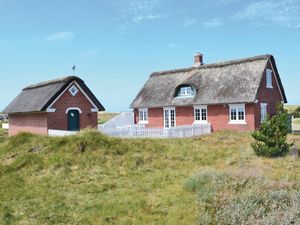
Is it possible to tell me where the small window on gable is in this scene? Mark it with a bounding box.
[266,69,273,88]
[175,85,195,98]
[69,84,79,96]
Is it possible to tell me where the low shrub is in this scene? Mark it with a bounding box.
[185,169,300,225]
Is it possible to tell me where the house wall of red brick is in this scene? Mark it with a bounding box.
[208,104,255,132]
[47,83,98,130]
[8,113,48,136]
[134,104,256,131]
[254,61,284,129]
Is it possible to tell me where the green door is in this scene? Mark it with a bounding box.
[68,110,80,131]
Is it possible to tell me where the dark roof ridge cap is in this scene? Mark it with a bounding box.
[24,76,82,90]
[150,54,271,77]
[150,67,195,77]
[199,54,271,70]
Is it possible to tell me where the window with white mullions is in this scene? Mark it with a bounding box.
[230,108,237,120]
[138,108,148,124]
[238,107,245,120]
[180,86,192,96]
[164,108,176,128]
[194,106,207,123]
[229,104,246,124]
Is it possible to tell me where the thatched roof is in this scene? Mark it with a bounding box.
[130,54,287,108]
[3,76,105,114]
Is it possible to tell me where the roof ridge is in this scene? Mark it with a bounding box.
[150,54,271,77]
[24,76,81,90]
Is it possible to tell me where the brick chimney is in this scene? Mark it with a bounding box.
[193,52,203,67]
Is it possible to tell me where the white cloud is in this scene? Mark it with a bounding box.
[113,0,170,31]
[79,50,98,57]
[214,0,244,6]
[45,31,74,42]
[184,18,196,27]
[167,42,183,48]
[234,0,300,28]
[203,18,223,27]
[132,14,167,23]
[116,0,163,17]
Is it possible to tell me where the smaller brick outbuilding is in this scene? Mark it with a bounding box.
[3,76,105,136]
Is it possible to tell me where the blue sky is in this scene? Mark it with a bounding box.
[0,0,299,112]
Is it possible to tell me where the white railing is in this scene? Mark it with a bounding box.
[48,129,77,137]
[101,123,211,138]
[99,112,134,131]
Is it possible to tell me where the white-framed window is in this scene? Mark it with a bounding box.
[138,108,148,124]
[229,104,246,124]
[260,103,267,122]
[164,107,176,128]
[194,105,207,123]
[180,86,192,96]
[266,69,273,88]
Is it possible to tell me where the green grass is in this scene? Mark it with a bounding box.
[0,129,299,224]
[98,112,119,124]
[293,118,300,125]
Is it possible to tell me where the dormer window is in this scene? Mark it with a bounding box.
[180,86,192,96]
[175,85,195,98]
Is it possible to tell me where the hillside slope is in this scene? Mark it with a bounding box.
[0,129,299,224]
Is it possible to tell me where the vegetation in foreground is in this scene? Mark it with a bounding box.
[0,129,299,225]
[252,109,293,157]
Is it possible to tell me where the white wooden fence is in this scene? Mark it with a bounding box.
[100,123,211,138]
[1,123,9,129]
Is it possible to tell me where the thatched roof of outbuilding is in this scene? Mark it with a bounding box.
[130,54,287,108]
[3,76,105,114]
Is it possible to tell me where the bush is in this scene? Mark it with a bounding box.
[291,111,300,118]
[251,110,293,157]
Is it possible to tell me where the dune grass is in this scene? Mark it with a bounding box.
[0,129,299,224]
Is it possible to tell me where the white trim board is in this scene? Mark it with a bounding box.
[66,107,82,114]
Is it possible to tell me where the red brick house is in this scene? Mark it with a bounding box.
[130,54,287,132]
[3,76,105,136]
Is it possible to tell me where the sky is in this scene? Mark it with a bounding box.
[0,0,299,112]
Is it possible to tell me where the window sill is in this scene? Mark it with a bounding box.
[266,86,273,89]
[174,96,195,99]
[138,121,149,125]
[193,121,208,125]
[228,121,247,125]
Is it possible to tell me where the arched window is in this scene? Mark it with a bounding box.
[174,85,196,98]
